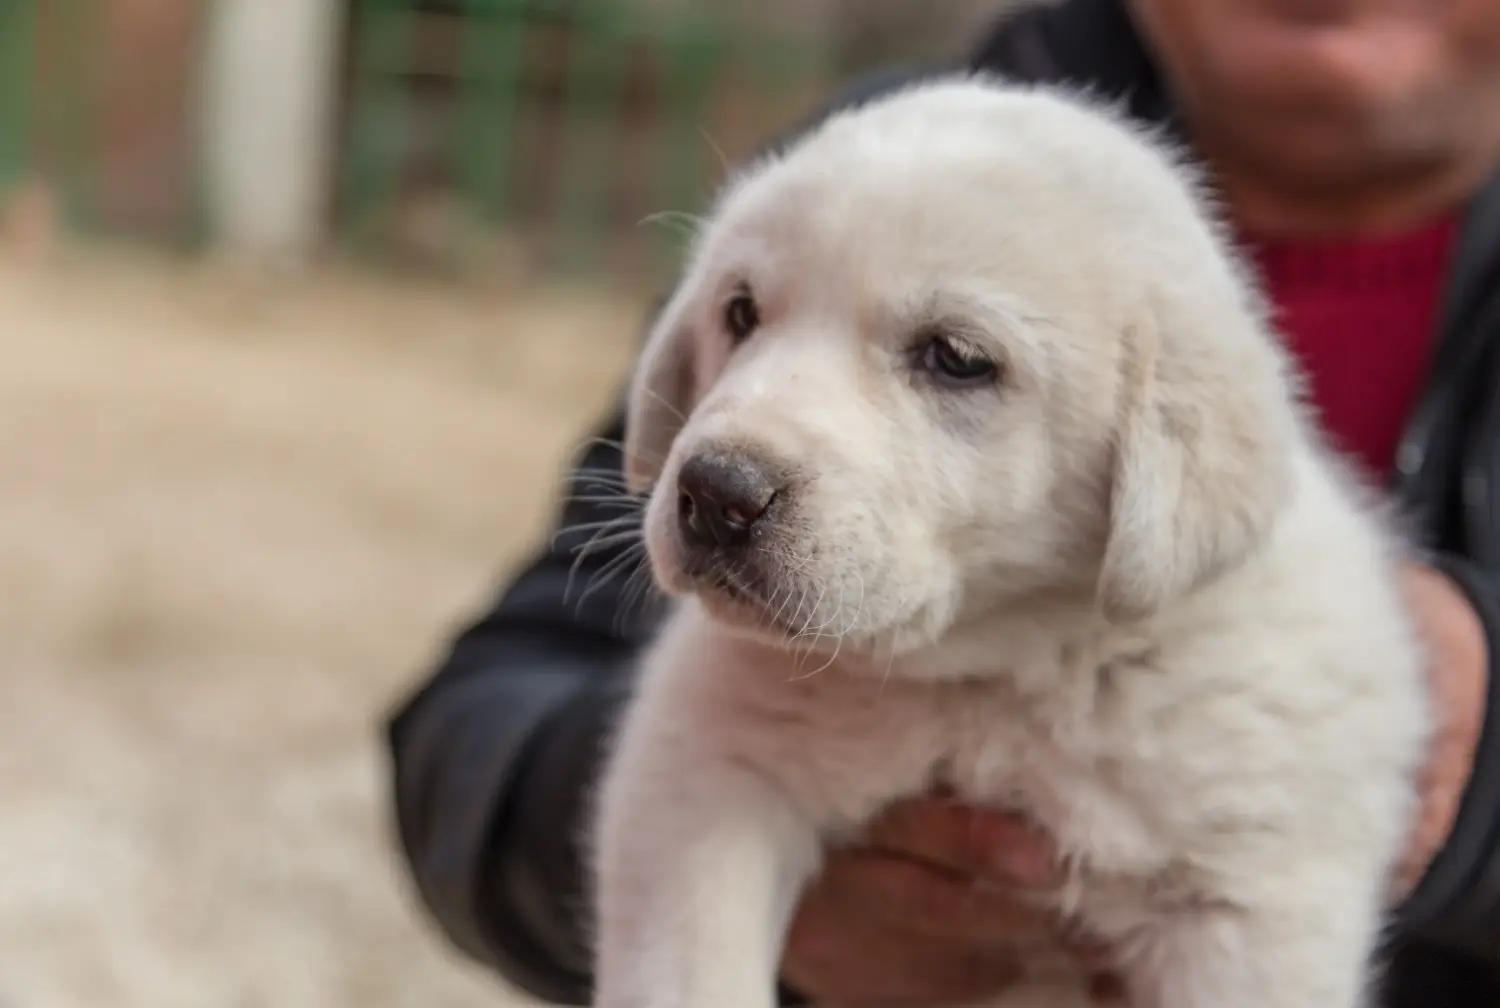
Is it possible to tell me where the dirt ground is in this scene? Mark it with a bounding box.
[0,247,645,1008]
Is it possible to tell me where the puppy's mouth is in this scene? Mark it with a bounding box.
[686,556,768,604]
[680,555,791,628]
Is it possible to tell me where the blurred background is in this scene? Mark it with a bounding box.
[0,1,1022,1006]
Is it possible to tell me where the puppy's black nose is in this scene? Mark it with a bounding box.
[676,452,778,549]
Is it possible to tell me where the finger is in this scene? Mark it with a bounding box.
[785,878,1025,1005]
[1391,564,1486,901]
[865,795,1061,887]
[1088,972,1130,1004]
[818,848,1056,942]
[1070,934,1117,971]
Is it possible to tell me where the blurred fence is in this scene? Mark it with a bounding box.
[338,0,831,281]
[0,2,36,191]
[0,0,1001,282]
[0,0,209,247]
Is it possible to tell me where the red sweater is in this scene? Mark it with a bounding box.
[1236,217,1459,480]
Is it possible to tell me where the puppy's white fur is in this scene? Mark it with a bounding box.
[591,77,1430,1008]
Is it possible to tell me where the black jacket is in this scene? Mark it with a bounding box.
[387,1,1500,1003]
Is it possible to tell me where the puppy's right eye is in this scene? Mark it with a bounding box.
[723,288,760,345]
[914,333,1000,388]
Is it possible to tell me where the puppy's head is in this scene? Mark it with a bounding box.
[626,78,1299,656]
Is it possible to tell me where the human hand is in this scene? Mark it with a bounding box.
[780,794,1124,1006]
[1391,562,1488,898]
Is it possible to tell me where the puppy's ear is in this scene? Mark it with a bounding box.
[623,314,695,495]
[1096,301,1297,624]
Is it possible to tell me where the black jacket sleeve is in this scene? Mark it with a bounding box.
[386,410,651,1002]
[385,66,946,1006]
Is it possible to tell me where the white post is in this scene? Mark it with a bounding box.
[200,0,345,261]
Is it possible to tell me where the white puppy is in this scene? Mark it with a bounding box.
[589,76,1430,1008]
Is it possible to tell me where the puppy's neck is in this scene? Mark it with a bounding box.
[704,583,1149,689]
[875,589,1124,686]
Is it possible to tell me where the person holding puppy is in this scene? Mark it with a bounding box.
[387,1,1500,1004]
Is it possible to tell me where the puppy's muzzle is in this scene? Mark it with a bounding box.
[675,450,779,551]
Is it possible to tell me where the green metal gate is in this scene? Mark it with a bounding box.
[336,0,831,281]
[0,0,835,276]
[0,1,38,193]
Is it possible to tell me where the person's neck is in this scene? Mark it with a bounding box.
[1207,143,1500,239]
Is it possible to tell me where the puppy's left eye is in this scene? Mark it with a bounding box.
[724,287,760,345]
[914,334,999,387]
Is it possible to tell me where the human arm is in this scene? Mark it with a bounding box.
[386,408,651,1003]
